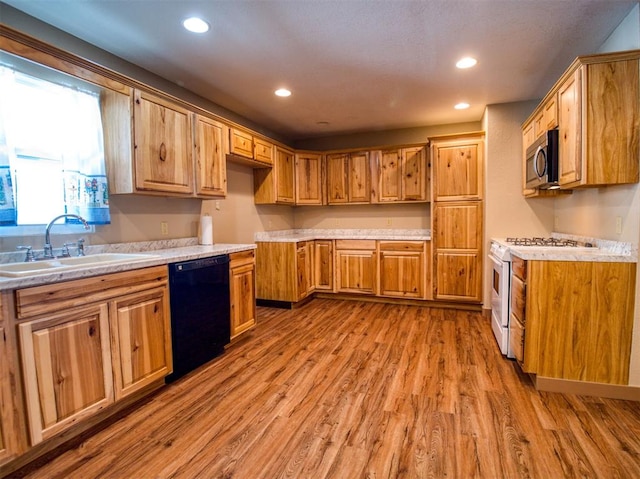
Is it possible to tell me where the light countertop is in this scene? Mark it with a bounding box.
[0,238,255,290]
[491,234,637,263]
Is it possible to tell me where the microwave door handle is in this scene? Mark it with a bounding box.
[533,146,546,178]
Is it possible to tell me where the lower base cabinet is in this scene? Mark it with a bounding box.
[335,240,377,295]
[378,241,426,299]
[230,250,257,340]
[15,266,171,446]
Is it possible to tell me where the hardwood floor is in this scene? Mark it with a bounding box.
[18,299,640,478]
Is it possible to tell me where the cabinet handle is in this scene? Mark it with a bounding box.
[159,143,167,162]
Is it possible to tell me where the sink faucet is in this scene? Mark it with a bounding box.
[44,214,90,258]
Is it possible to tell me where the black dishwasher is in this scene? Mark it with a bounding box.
[166,255,230,383]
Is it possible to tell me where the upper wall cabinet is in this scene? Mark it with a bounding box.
[254,146,295,204]
[432,137,483,201]
[194,115,227,197]
[372,146,428,203]
[522,50,640,193]
[133,89,194,195]
[228,127,274,167]
[326,151,371,204]
[295,152,325,205]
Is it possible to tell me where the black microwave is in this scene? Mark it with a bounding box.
[525,129,559,189]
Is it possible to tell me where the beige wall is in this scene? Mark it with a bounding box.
[293,204,429,230]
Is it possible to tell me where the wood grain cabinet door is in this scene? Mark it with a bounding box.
[379,248,425,298]
[336,249,377,295]
[558,68,582,187]
[348,151,371,203]
[314,240,334,291]
[133,89,194,195]
[230,251,257,340]
[194,115,227,198]
[326,153,350,204]
[401,146,427,201]
[433,140,483,201]
[110,287,172,400]
[275,147,296,204]
[295,152,324,205]
[18,304,114,445]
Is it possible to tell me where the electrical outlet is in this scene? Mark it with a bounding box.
[215,200,221,211]
[616,216,622,235]
[554,215,559,230]
[161,221,169,236]
[335,219,339,227]
[387,218,392,226]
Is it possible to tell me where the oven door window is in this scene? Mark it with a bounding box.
[493,268,500,295]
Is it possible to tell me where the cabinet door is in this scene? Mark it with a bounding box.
[295,153,324,205]
[336,249,377,294]
[229,128,254,159]
[402,146,427,201]
[433,201,482,250]
[19,304,113,445]
[377,149,401,202]
[0,321,17,465]
[110,287,172,400]
[434,251,482,301]
[296,242,313,300]
[433,139,483,201]
[194,115,227,197]
[348,151,371,203]
[275,147,295,204]
[253,138,274,165]
[379,242,425,298]
[230,251,257,340]
[558,68,582,186]
[133,89,193,194]
[326,154,349,204]
[314,240,334,291]
[521,121,537,196]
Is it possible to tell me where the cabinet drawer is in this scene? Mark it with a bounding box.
[511,256,527,281]
[378,241,425,252]
[510,274,526,323]
[229,249,255,268]
[253,138,273,165]
[335,239,376,250]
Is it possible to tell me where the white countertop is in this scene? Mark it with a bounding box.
[255,228,431,242]
[0,238,256,290]
[491,235,637,263]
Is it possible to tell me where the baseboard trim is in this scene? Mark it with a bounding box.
[534,376,640,401]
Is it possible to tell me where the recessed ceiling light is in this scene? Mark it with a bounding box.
[454,102,470,110]
[183,17,210,33]
[456,57,477,69]
[275,88,292,97]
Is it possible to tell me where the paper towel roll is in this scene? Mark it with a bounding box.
[199,215,213,245]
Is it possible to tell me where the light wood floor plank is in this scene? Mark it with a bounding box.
[16,299,640,479]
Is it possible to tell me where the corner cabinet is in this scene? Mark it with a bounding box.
[229,250,257,340]
[431,133,484,303]
[254,147,296,204]
[15,266,171,446]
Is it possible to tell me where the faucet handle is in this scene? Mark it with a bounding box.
[63,238,86,257]
[77,238,85,256]
[17,245,35,262]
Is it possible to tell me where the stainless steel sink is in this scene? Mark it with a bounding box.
[0,253,158,277]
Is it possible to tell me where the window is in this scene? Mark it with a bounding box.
[0,64,110,230]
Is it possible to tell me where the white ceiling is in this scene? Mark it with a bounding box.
[1,0,637,140]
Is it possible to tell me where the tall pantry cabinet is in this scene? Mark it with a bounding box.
[430,133,484,302]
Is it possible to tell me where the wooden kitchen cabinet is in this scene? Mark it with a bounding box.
[194,115,227,197]
[228,127,274,167]
[335,240,377,295]
[133,89,194,195]
[14,266,170,446]
[18,303,114,445]
[378,241,426,298]
[314,240,334,291]
[296,241,314,300]
[295,152,325,205]
[326,151,371,204]
[432,136,483,201]
[525,51,640,189]
[514,258,636,385]
[254,146,296,204]
[256,242,312,302]
[229,250,257,340]
[431,133,484,303]
[110,287,172,400]
[373,146,428,203]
